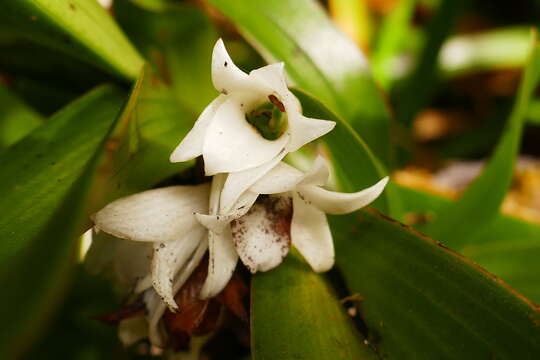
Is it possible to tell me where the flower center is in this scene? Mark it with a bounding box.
[245,95,287,140]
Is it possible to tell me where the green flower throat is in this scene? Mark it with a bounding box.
[246,95,287,140]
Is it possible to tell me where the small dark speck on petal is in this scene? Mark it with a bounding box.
[224,61,228,67]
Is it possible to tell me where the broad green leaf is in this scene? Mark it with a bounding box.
[425,30,540,248]
[0,0,143,81]
[394,0,463,127]
[292,88,403,218]
[0,85,126,359]
[332,209,540,359]
[0,83,43,149]
[371,0,417,89]
[252,250,377,360]
[114,0,217,114]
[208,0,393,167]
[397,185,540,304]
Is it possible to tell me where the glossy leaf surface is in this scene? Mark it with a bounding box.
[0,0,143,80]
[398,185,540,304]
[332,209,540,359]
[0,85,126,358]
[0,83,43,149]
[251,250,377,360]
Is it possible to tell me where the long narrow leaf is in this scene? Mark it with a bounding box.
[425,29,540,248]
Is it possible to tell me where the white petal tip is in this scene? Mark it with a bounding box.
[169,147,194,163]
[195,213,229,234]
[376,176,390,192]
[312,257,335,273]
[199,283,219,300]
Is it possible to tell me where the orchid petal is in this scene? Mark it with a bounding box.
[299,176,389,214]
[147,238,209,347]
[250,161,304,194]
[113,239,152,286]
[249,63,302,114]
[231,196,292,273]
[200,227,238,299]
[291,192,334,272]
[196,191,258,234]
[135,275,152,293]
[220,151,286,213]
[249,62,288,93]
[85,230,152,287]
[151,226,206,310]
[286,114,336,152]
[203,99,289,175]
[211,39,251,94]
[209,173,226,214]
[84,230,117,275]
[93,184,209,243]
[170,95,226,163]
[299,155,330,186]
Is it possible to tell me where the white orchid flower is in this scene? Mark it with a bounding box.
[196,156,389,297]
[170,38,336,214]
[92,184,211,312]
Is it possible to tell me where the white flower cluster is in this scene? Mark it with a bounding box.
[90,39,387,348]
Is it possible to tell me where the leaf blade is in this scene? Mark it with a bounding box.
[251,250,378,360]
[333,208,540,359]
[0,85,126,358]
[0,0,143,80]
[425,29,540,248]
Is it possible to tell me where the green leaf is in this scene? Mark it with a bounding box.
[371,0,417,89]
[114,0,218,114]
[23,267,125,360]
[0,85,126,359]
[332,208,540,359]
[251,250,378,360]
[394,0,463,127]
[0,83,43,149]
[425,29,540,249]
[3,75,81,116]
[292,88,403,218]
[0,38,111,94]
[208,0,393,167]
[97,64,196,202]
[0,0,143,81]
[397,185,540,304]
